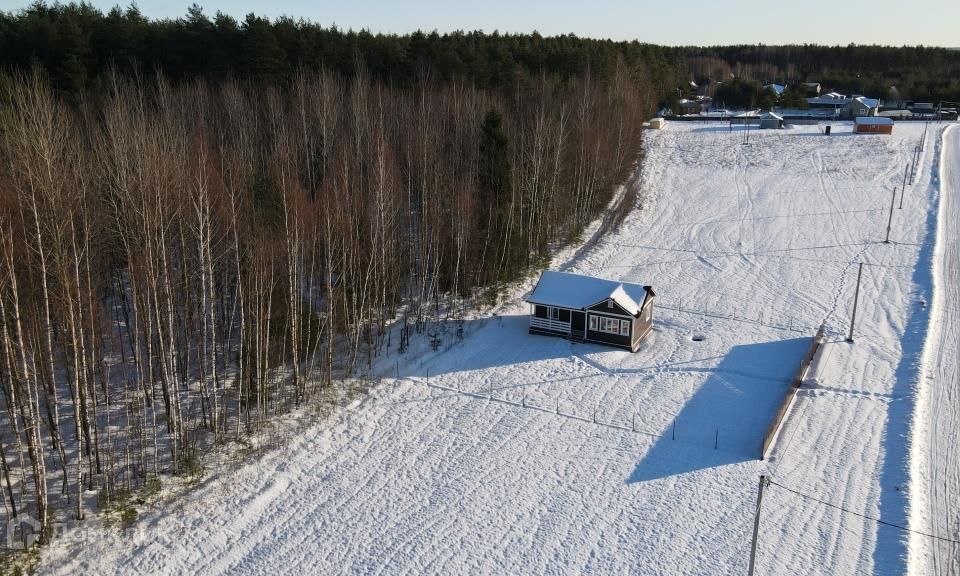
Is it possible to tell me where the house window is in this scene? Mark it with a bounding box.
[607,300,614,309]
[590,315,628,336]
[549,307,560,321]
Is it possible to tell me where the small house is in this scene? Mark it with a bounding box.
[763,84,785,97]
[527,271,656,352]
[845,96,879,117]
[807,93,850,112]
[729,111,761,127]
[759,111,784,129]
[853,116,894,134]
[648,117,666,129]
[678,99,704,114]
[803,82,822,96]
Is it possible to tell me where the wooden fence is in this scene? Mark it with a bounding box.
[760,323,826,460]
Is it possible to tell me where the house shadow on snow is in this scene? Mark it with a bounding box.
[627,337,811,483]
[396,313,610,380]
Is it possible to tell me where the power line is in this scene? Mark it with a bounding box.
[767,478,960,545]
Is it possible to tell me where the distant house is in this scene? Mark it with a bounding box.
[680,96,713,114]
[807,94,879,117]
[678,99,704,114]
[853,116,894,134]
[807,92,849,110]
[763,84,785,97]
[803,82,822,96]
[845,96,879,117]
[759,111,784,129]
[729,111,761,126]
[527,271,656,352]
[648,117,666,129]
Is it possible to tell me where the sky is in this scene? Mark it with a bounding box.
[2,0,958,47]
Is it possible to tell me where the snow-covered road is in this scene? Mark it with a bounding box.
[36,122,947,575]
[911,125,960,576]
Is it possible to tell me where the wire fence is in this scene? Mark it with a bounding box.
[654,295,814,335]
[394,373,762,456]
[760,324,826,460]
[766,477,960,545]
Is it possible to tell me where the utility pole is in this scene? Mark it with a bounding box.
[847,262,864,343]
[747,475,767,576]
[884,186,896,243]
[898,163,909,209]
[917,147,921,182]
[911,145,921,184]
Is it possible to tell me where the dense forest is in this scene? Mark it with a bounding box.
[2,1,960,549]
[0,4,662,546]
[0,3,681,94]
[3,4,959,104]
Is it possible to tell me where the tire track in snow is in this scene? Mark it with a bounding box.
[913,124,960,576]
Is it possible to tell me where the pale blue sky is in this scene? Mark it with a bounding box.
[2,0,958,47]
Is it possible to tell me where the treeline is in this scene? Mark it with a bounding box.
[0,3,666,544]
[5,3,960,106]
[710,78,808,110]
[0,56,648,541]
[0,2,680,95]
[683,45,960,102]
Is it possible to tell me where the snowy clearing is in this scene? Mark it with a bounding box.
[36,121,951,575]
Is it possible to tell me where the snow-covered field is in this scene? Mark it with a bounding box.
[37,121,953,575]
[910,124,960,576]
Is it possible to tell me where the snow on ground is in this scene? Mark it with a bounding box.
[909,124,960,576]
[37,121,950,575]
